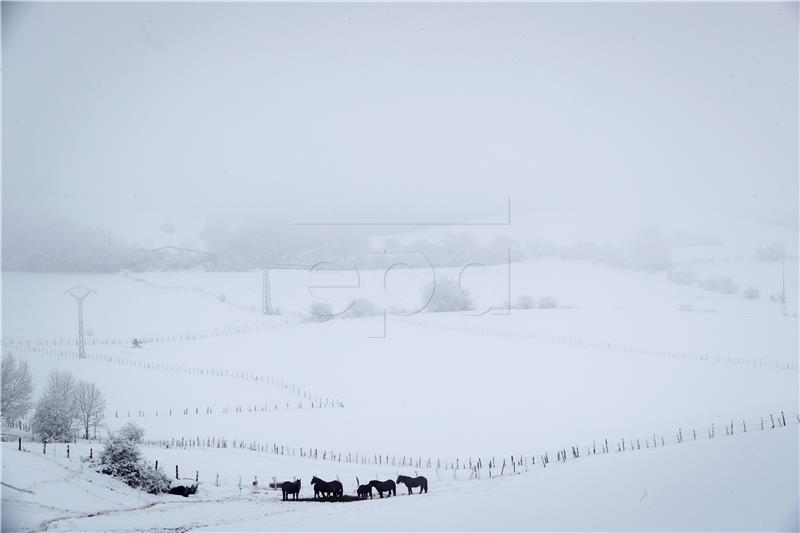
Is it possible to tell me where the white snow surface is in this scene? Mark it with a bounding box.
[2,255,798,530]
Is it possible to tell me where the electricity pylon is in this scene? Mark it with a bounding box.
[65,285,94,359]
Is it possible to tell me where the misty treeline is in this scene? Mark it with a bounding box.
[3,214,788,273]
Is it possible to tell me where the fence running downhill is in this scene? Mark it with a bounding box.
[126,409,799,489]
[6,409,795,497]
[3,342,344,409]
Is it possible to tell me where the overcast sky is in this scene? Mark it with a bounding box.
[3,2,797,240]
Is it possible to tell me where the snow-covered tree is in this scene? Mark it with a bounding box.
[1,353,33,424]
[101,432,142,479]
[423,277,474,313]
[743,287,761,300]
[538,296,558,309]
[32,371,77,442]
[117,421,145,444]
[699,276,739,295]
[100,425,170,494]
[515,295,535,309]
[75,381,106,439]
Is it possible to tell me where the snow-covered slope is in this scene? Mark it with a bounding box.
[2,423,797,532]
[2,256,797,530]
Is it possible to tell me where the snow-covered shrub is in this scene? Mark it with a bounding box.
[341,297,380,319]
[515,295,535,309]
[117,421,144,444]
[32,371,77,442]
[667,268,696,286]
[1,354,33,424]
[699,276,739,295]
[100,431,170,494]
[537,296,558,309]
[309,302,334,322]
[423,277,473,313]
[743,287,761,300]
[137,462,172,494]
[100,433,142,479]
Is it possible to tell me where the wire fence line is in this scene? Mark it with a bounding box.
[113,409,799,490]
[3,343,344,408]
[395,316,799,373]
[1,316,305,349]
[113,400,340,419]
[7,409,796,496]
[121,271,263,314]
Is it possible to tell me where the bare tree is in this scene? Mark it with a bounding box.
[32,371,78,442]
[75,380,106,440]
[1,354,33,424]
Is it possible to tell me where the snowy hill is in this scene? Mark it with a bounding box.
[2,255,798,530]
[2,424,797,531]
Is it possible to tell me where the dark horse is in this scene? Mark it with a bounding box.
[281,479,301,501]
[357,484,372,499]
[310,476,343,499]
[168,483,198,497]
[397,475,428,494]
[369,479,396,498]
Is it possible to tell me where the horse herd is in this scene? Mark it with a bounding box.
[281,475,428,501]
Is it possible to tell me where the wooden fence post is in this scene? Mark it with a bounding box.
[176,465,179,479]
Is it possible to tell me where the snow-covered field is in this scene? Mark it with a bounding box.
[2,253,798,530]
[2,426,798,531]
